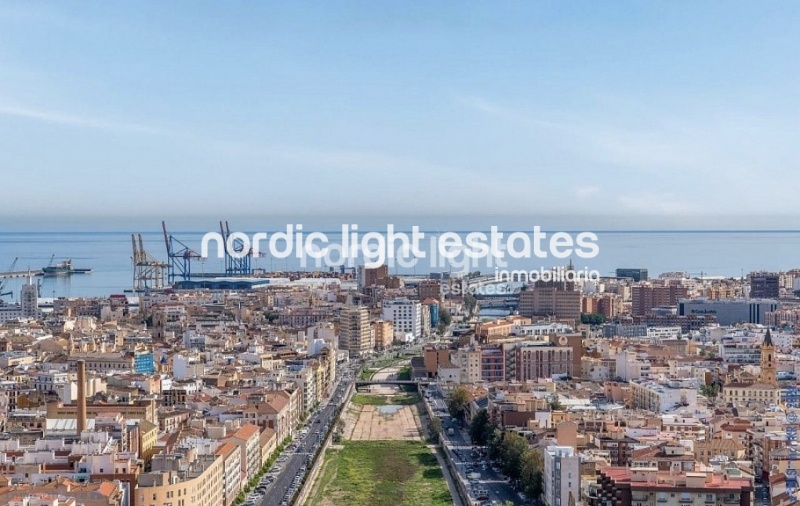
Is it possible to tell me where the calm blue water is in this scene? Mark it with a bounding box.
[0,230,798,298]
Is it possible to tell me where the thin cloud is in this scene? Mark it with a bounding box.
[618,194,700,216]
[0,103,176,136]
[453,95,568,130]
[453,94,793,181]
[574,186,600,199]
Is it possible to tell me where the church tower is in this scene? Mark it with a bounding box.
[760,329,777,386]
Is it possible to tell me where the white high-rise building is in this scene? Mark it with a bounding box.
[381,298,422,339]
[543,445,580,506]
[21,274,39,317]
[0,274,41,323]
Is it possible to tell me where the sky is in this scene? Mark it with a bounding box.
[1,1,800,230]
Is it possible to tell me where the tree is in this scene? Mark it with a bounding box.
[520,448,544,501]
[499,431,529,482]
[469,408,492,445]
[464,293,477,316]
[700,383,720,401]
[447,386,470,421]
[429,417,442,438]
[548,394,564,411]
[580,312,606,325]
[439,307,453,326]
[487,427,503,461]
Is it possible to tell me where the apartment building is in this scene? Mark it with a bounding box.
[226,424,261,483]
[137,452,224,506]
[590,467,753,506]
[215,442,242,506]
[417,280,442,300]
[629,379,698,413]
[451,346,481,384]
[372,320,394,351]
[480,345,505,382]
[518,281,581,322]
[382,298,423,339]
[749,271,780,298]
[631,282,688,316]
[543,445,581,506]
[475,315,532,341]
[616,351,652,381]
[338,306,372,357]
[514,343,573,381]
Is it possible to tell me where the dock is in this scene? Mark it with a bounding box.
[0,270,43,279]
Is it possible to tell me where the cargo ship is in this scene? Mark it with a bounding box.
[41,259,92,276]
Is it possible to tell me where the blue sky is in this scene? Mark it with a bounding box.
[1,1,799,229]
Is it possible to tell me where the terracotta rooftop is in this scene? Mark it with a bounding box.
[602,467,753,491]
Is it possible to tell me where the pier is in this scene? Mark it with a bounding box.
[0,270,43,279]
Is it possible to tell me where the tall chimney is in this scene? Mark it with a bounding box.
[77,360,87,435]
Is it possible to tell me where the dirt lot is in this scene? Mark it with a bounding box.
[347,403,423,440]
[340,386,423,441]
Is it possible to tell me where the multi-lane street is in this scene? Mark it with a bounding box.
[425,383,521,506]
[254,363,356,506]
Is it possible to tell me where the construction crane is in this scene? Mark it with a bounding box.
[132,234,168,292]
[0,257,18,298]
[162,221,201,283]
[219,220,253,276]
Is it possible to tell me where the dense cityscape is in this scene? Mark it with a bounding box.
[0,253,797,506]
[3,2,799,506]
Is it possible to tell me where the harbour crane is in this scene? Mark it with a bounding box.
[219,220,253,276]
[162,221,201,283]
[0,257,19,298]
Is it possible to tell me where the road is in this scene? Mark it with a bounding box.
[756,482,770,506]
[424,383,521,506]
[256,362,356,506]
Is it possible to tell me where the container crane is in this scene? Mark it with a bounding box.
[162,221,201,283]
[0,257,18,298]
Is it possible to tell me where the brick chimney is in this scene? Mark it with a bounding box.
[77,360,87,434]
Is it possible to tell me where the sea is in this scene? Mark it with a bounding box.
[0,229,799,298]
